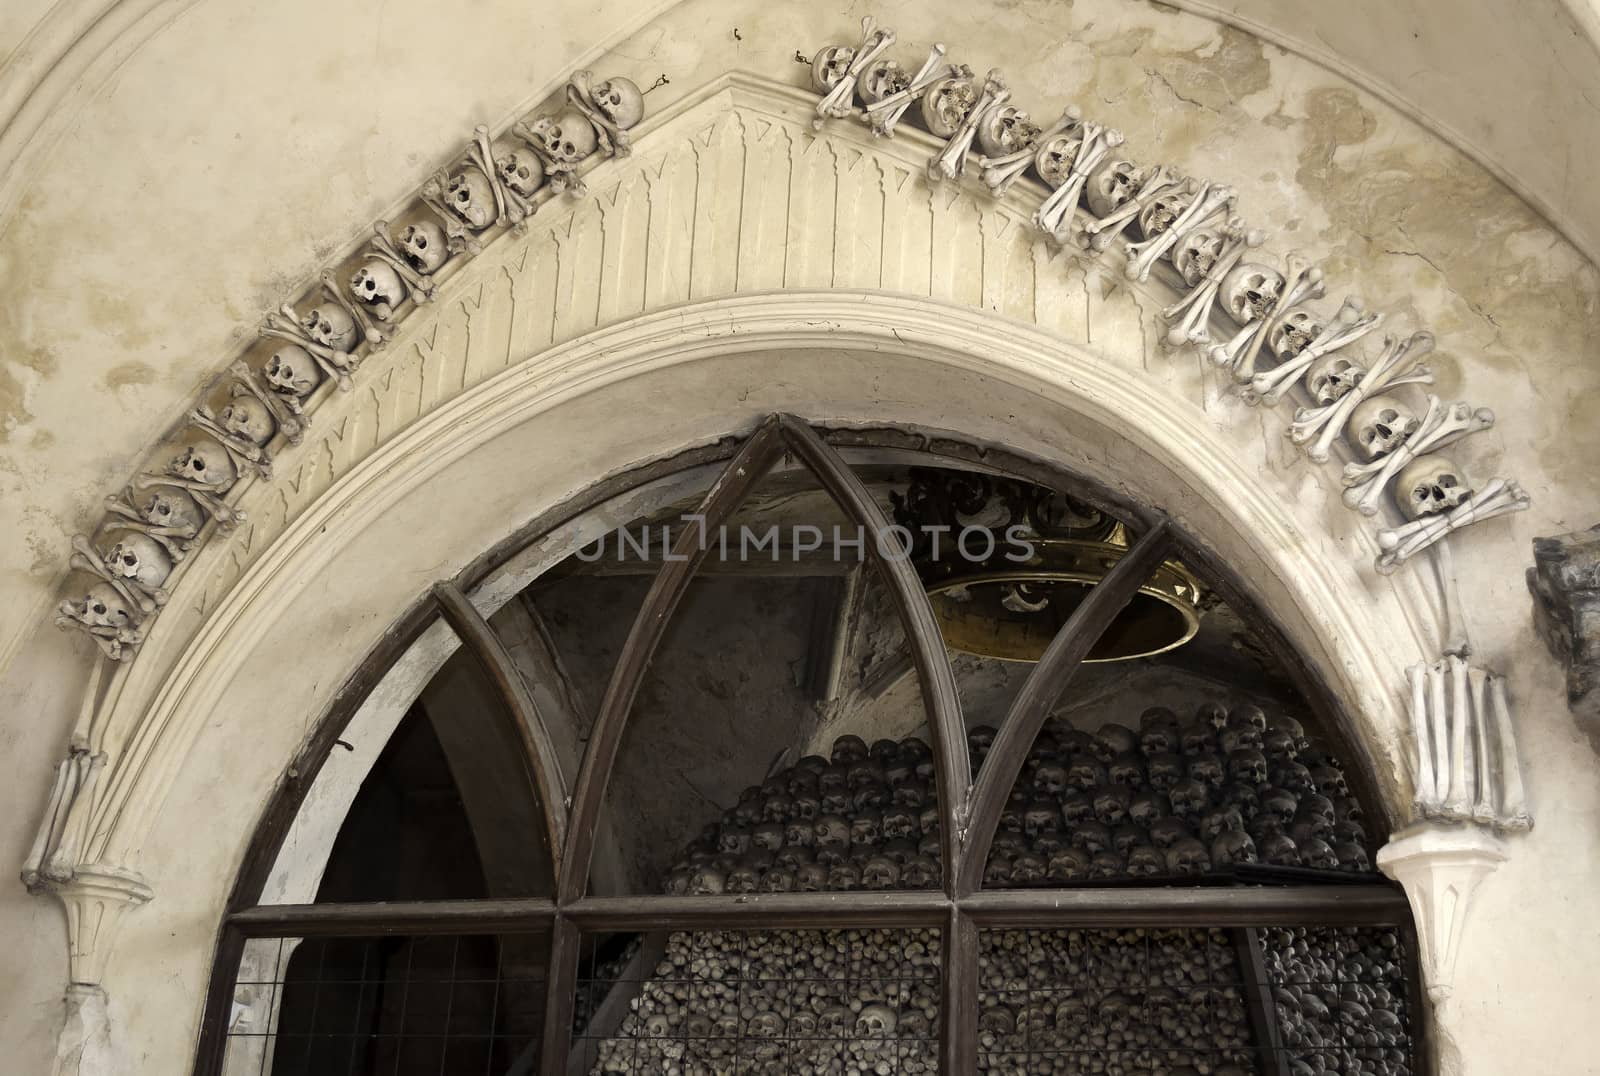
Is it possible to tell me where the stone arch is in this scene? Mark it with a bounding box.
[19,69,1532,1074]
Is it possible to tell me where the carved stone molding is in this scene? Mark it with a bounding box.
[1528,524,1600,734]
[51,864,153,987]
[1376,822,1507,1005]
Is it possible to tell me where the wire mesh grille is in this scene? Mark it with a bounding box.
[572,927,942,1074]
[1263,926,1414,1076]
[220,934,546,1076]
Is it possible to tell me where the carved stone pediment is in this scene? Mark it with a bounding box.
[1528,524,1600,733]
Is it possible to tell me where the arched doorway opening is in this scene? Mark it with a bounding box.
[196,415,1424,1075]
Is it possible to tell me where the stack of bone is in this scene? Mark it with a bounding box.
[583,927,942,1074]
[975,927,1255,1073]
[661,703,1371,897]
[1262,928,1412,1076]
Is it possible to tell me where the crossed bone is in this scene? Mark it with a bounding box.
[68,534,166,617]
[103,487,198,564]
[1340,397,1495,515]
[1287,331,1434,462]
[813,18,896,129]
[1376,477,1528,573]
[1079,164,1183,253]
[134,453,244,530]
[1160,218,1262,348]
[977,105,1078,197]
[1033,123,1124,245]
[1208,253,1324,380]
[929,69,1008,183]
[1123,181,1233,282]
[233,360,306,440]
[860,46,957,139]
[1243,298,1382,406]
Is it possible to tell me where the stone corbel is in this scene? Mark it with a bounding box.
[1376,823,1506,1005]
[51,864,153,988]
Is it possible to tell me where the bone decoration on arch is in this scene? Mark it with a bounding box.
[46,17,1528,669]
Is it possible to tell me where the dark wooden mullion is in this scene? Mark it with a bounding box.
[564,890,947,930]
[539,916,582,1076]
[1236,927,1293,1076]
[554,417,787,905]
[775,416,972,895]
[942,906,979,1074]
[432,581,570,877]
[228,897,558,938]
[961,884,1410,927]
[957,520,1175,895]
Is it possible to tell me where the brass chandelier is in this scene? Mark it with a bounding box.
[890,468,1202,663]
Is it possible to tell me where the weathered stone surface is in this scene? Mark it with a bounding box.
[1528,524,1600,728]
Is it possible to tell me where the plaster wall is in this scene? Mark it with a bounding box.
[0,1,1595,1074]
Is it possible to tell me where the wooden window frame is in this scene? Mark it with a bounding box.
[193,416,1424,1076]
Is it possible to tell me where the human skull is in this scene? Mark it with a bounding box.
[795,863,827,891]
[1111,823,1146,854]
[219,396,274,445]
[827,861,861,890]
[1187,753,1225,789]
[920,75,978,139]
[1126,843,1164,877]
[1268,308,1325,360]
[1129,790,1169,826]
[717,824,751,855]
[751,822,783,852]
[169,440,237,489]
[1312,765,1350,799]
[1067,754,1106,791]
[832,734,869,765]
[1166,837,1211,876]
[1306,351,1366,406]
[301,302,357,352]
[1061,791,1094,824]
[528,109,599,167]
[1034,759,1068,796]
[856,57,908,105]
[1228,748,1268,787]
[1093,784,1132,825]
[1148,817,1191,849]
[1023,801,1061,839]
[725,862,759,894]
[976,104,1040,158]
[1032,132,1082,188]
[1260,833,1300,867]
[1296,794,1337,837]
[1068,820,1111,855]
[1273,761,1317,798]
[1299,836,1339,870]
[1011,851,1046,884]
[1172,227,1227,288]
[1094,723,1138,761]
[445,169,497,230]
[1397,452,1471,519]
[1169,779,1209,819]
[849,811,882,848]
[1334,841,1372,872]
[1107,752,1146,787]
[67,582,134,631]
[398,220,448,273]
[1347,394,1419,461]
[263,344,322,399]
[1198,805,1243,842]
[881,805,916,841]
[1211,830,1258,867]
[774,844,813,872]
[1221,262,1285,325]
[809,43,855,92]
[1046,846,1090,881]
[688,866,725,895]
[1146,753,1184,792]
[349,260,406,319]
[1262,727,1299,763]
[1090,850,1125,879]
[861,854,900,890]
[903,854,939,888]
[1084,158,1141,218]
[1138,188,1192,238]
[590,76,644,129]
[139,488,202,533]
[105,533,173,590]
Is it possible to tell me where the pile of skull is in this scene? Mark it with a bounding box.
[806,16,1527,575]
[974,927,1255,1073]
[583,926,943,1074]
[660,704,1369,898]
[979,703,1372,883]
[1262,928,1412,1076]
[55,71,650,661]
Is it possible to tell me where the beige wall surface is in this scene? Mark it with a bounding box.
[0,1,1596,1074]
